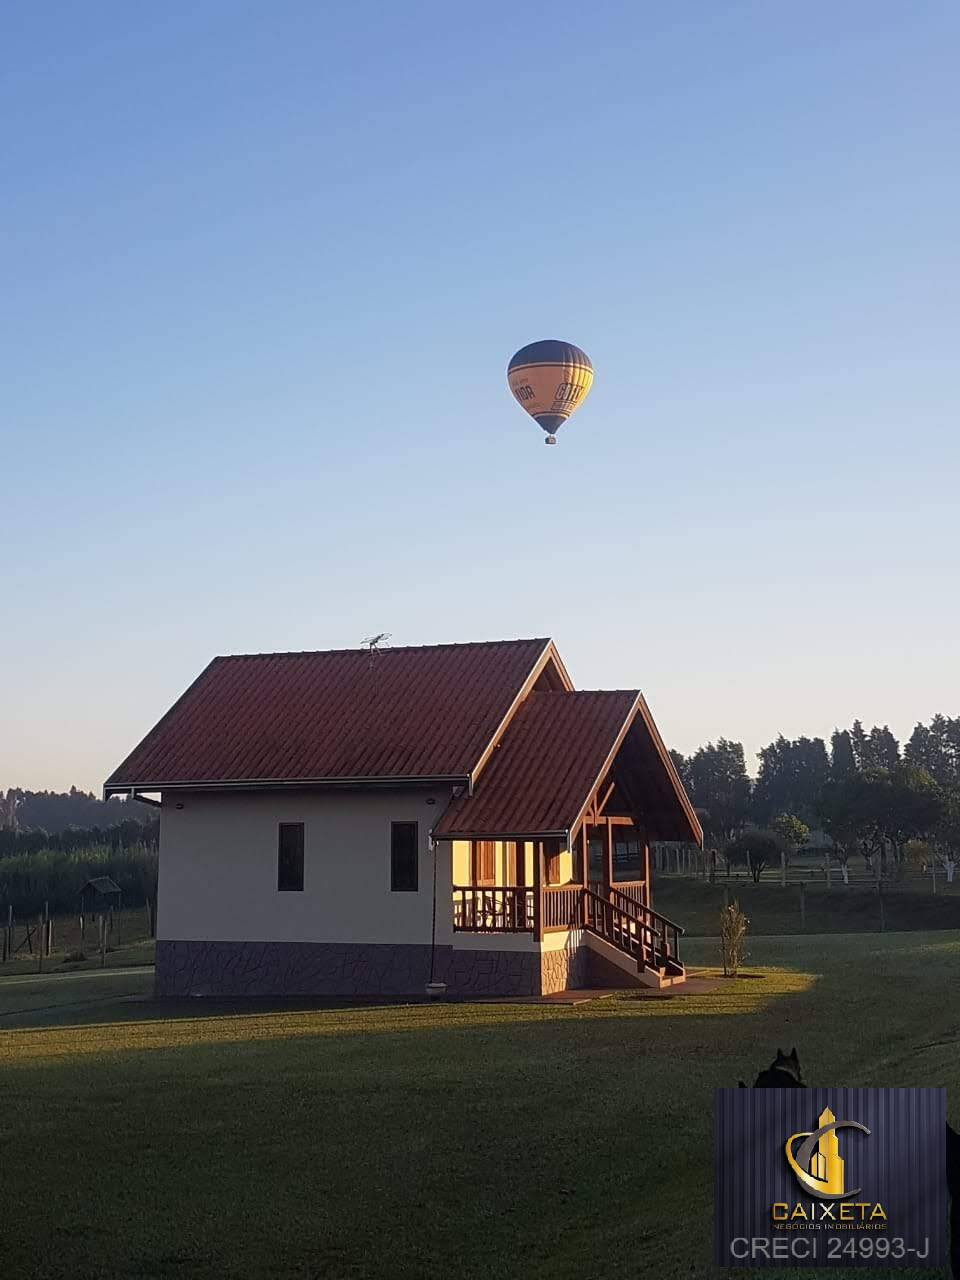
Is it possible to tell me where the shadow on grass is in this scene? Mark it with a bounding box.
[0,937,956,1280]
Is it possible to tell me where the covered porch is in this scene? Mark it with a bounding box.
[435,688,701,988]
[449,821,681,978]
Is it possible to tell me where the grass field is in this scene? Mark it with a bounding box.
[656,876,960,936]
[0,907,155,978]
[0,933,957,1279]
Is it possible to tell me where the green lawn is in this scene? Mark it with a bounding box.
[0,934,957,1279]
[0,908,154,978]
[656,876,960,936]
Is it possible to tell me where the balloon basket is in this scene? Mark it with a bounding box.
[545,435,557,446]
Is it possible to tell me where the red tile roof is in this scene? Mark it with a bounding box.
[434,690,639,838]
[434,690,701,844]
[104,639,554,791]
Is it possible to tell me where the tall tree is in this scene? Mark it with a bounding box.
[752,735,829,825]
[866,725,900,770]
[830,729,857,780]
[684,740,752,845]
[849,720,869,772]
[905,715,960,786]
[931,786,960,883]
[669,750,693,795]
[819,764,942,877]
[836,721,900,771]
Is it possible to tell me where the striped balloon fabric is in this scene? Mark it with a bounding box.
[507,339,594,444]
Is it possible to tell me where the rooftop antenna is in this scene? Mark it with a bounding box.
[361,632,391,653]
[361,633,391,720]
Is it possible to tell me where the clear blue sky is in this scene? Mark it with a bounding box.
[3,1,958,792]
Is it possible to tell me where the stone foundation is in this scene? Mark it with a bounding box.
[155,939,544,999]
[540,937,588,995]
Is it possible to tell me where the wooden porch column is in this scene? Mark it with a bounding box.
[533,840,544,941]
[576,825,588,928]
[643,835,651,909]
[604,818,614,894]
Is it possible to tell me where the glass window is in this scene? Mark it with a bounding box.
[391,822,419,892]
[278,823,304,892]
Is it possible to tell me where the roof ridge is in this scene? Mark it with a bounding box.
[211,638,551,662]
[526,687,640,697]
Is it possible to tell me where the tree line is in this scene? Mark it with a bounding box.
[0,787,157,834]
[670,714,960,884]
[0,816,159,859]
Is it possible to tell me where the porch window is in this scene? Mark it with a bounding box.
[391,821,419,892]
[473,840,496,885]
[613,827,644,881]
[278,823,304,892]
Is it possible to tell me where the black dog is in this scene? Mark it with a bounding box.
[738,1050,959,1279]
[738,1046,805,1089]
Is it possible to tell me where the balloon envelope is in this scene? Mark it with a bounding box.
[507,339,594,443]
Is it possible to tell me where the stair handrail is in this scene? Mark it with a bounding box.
[583,887,683,968]
[608,887,685,937]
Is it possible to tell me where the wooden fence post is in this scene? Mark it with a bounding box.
[878,883,886,933]
[98,914,106,967]
[37,915,44,973]
[799,882,806,931]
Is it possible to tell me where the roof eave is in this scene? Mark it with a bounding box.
[433,828,569,843]
[635,694,704,847]
[103,774,470,798]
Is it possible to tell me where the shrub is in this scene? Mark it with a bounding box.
[720,899,749,976]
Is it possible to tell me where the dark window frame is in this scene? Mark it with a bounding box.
[278,822,305,892]
[391,821,419,892]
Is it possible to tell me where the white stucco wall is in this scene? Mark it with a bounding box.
[158,787,456,946]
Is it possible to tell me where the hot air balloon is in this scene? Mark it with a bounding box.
[507,339,594,444]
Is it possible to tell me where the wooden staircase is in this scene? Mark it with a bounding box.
[582,888,685,989]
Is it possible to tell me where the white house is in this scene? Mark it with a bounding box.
[104,638,701,998]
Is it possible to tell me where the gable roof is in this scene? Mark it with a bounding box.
[104,639,563,793]
[434,690,702,845]
[435,690,638,839]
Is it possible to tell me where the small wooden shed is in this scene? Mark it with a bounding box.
[79,876,122,917]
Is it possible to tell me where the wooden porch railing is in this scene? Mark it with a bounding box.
[583,888,683,970]
[609,883,645,912]
[452,884,682,968]
[542,885,582,930]
[452,886,535,932]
